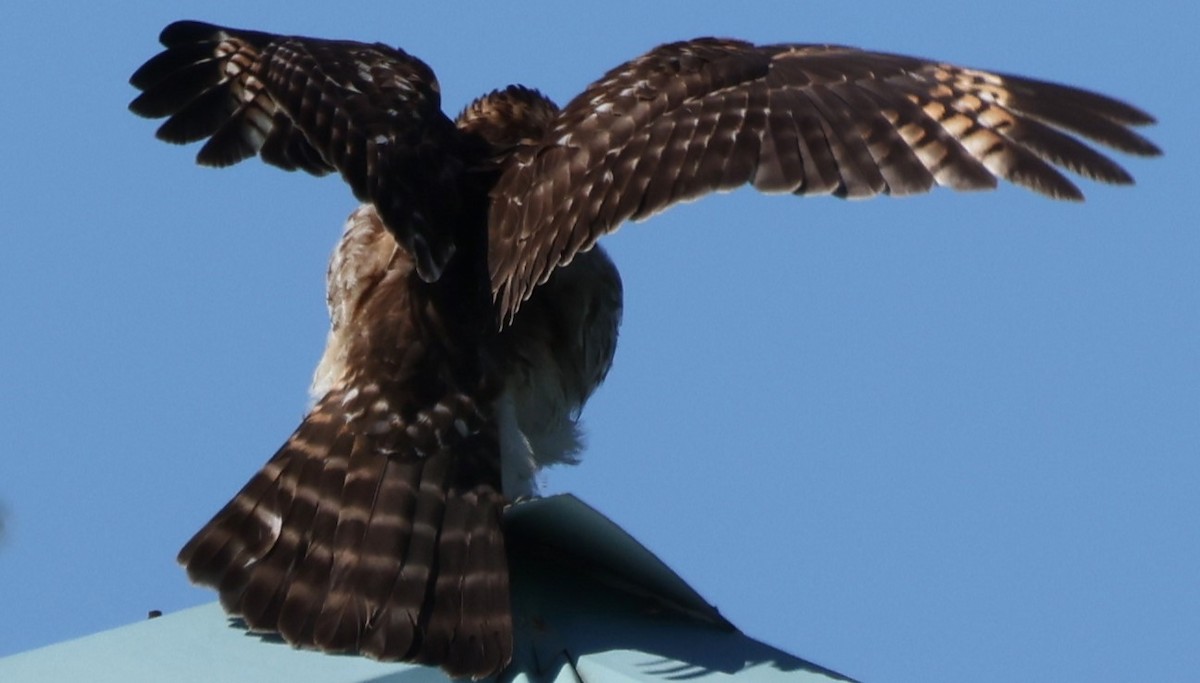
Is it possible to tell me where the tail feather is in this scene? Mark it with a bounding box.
[417,485,472,666]
[235,431,344,630]
[357,456,424,658]
[275,429,349,644]
[178,391,512,677]
[355,457,423,614]
[179,447,298,597]
[448,488,510,675]
[244,432,344,627]
[226,463,294,627]
[313,434,391,648]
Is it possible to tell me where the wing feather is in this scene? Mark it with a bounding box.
[129,20,467,281]
[489,41,1160,322]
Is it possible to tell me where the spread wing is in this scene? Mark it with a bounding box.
[489,39,1161,322]
[129,20,466,280]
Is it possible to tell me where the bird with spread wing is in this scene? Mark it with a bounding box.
[129,20,1158,678]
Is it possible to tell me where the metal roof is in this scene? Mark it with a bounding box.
[0,494,854,682]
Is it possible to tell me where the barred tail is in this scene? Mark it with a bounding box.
[178,391,512,678]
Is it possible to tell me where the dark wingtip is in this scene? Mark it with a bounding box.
[1133,135,1163,158]
[159,20,222,47]
[127,93,150,117]
[1129,111,1156,126]
[129,52,167,90]
[1094,99,1158,129]
[1114,127,1163,158]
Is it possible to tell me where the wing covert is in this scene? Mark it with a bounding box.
[129,20,467,281]
[488,39,1161,322]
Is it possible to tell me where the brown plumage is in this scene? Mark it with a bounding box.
[486,39,1161,320]
[129,19,1157,678]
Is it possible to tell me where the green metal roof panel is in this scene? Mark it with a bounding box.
[0,602,418,683]
[0,495,854,682]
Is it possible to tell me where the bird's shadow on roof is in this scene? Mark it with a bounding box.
[492,542,858,683]
[519,617,857,683]
[496,499,858,683]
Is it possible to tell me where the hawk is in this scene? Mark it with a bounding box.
[129,20,1158,678]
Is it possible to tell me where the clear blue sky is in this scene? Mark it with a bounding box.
[1,2,1195,681]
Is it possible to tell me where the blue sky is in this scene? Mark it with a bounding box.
[1,2,1196,681]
